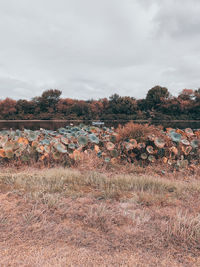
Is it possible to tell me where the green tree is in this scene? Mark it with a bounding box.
[146,85,169,109]
[40,89,62,110]
[16,99,36,119]
[33,89,62,117]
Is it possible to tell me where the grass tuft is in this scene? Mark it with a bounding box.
[165,211,200,244]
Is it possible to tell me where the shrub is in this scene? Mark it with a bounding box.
[116,121,162,142]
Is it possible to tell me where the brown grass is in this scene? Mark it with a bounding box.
[165,211,200,244]
[1,167,200,266]
[116,121,162,142]
[0,168,186,201]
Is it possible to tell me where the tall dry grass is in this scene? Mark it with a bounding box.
[116,121,163,142]
[164,211,200,245]
[1,167,200,266]
[1,167,199,203]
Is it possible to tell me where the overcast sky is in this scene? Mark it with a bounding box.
[0,0,200,100]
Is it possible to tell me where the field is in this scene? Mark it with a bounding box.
[0,123,200,266]
[0,166,200,266]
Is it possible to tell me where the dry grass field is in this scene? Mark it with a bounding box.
[0,166,200,266]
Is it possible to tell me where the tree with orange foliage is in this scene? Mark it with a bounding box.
[0,98,17,119]
[178,89,195,100]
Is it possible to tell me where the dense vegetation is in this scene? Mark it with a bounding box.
[0,86,199,120]
[0,122,199,171]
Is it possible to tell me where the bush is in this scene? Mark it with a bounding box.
[116,121,162,142]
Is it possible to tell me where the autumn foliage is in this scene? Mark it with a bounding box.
[0,86,199,120]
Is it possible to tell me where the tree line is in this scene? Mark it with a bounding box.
[0,86,199,121]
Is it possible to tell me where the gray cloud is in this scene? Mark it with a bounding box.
[0,0,200,100]
[153,0,200,38]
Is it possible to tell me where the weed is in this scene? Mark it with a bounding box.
[165,210,200,244]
